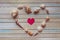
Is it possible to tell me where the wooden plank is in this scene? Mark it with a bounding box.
[0,15,60,19]
[0,3,60,7]
[0,38,60,40]
[0,29,59,33]
[0,0,57,3]
[0,7,60,15]
[0,23,60,29]
[0,19,60,23]
[0,33,59,38]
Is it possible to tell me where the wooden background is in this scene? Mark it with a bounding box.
[0,0,60,40]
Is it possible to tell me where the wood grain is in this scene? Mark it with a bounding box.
[0,0,60,40]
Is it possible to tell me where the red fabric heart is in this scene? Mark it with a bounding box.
[27,18,35,25]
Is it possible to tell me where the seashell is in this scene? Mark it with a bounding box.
[11,10,18,19]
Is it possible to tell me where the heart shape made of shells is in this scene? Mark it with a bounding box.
[11,4,50,36]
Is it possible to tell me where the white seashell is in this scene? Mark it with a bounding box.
[37,26,43,31]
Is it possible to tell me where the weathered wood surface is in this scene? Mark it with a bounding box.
[0,0,60,40]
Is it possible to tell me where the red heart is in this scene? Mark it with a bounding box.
[27,18,35,25]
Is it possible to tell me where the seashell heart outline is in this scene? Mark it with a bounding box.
[11,4,50,36]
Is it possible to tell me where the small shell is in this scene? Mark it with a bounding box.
[17,5,23,10]
[40,4,46,10]
[34,9,40,14]
[45,9,49,14]
[45,16,50,22]
[41,21,46,28]
[24,6,32,14]
[34,32,39,36]
[27,31,33,36]
[37,26,43,32]
[11,10,18,19]
[24,28,28,32]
